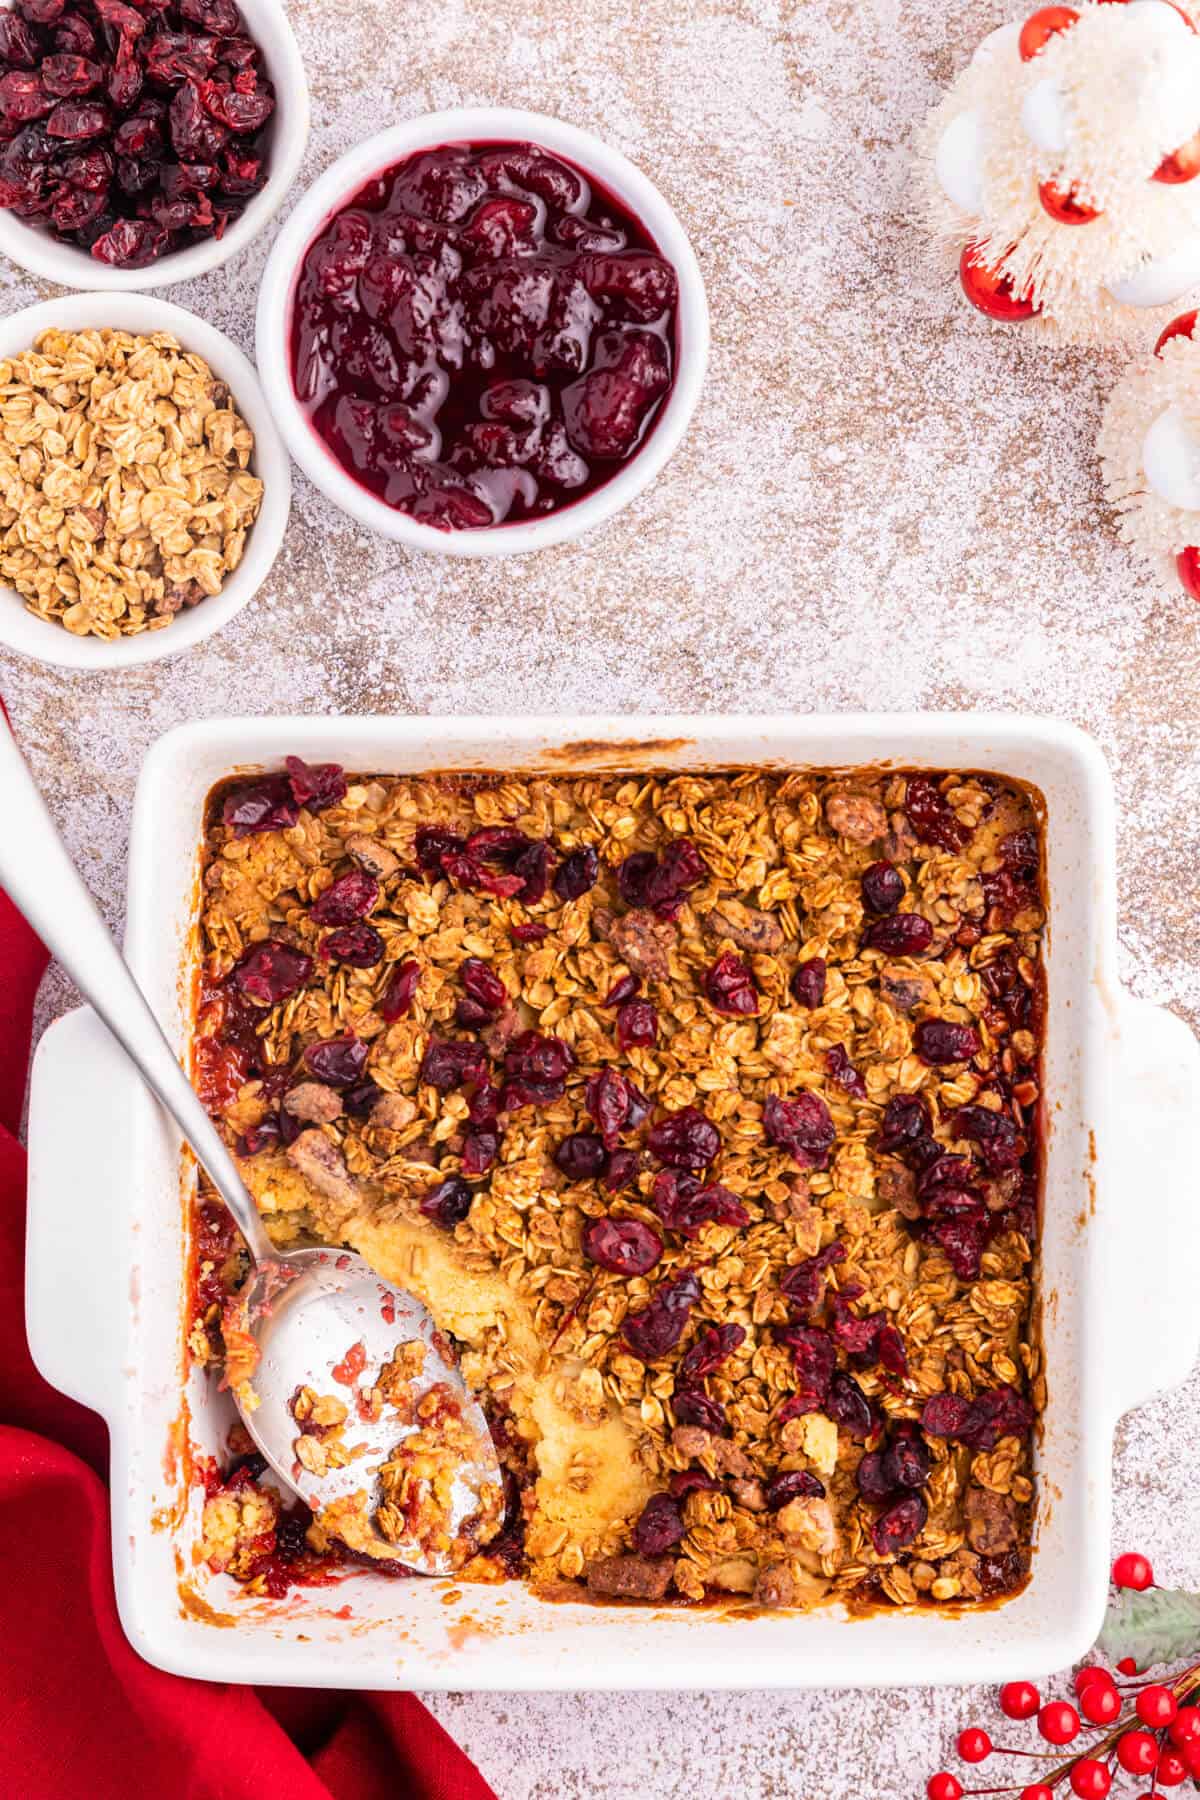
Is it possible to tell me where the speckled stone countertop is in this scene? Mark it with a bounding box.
[4,0,1200,1792]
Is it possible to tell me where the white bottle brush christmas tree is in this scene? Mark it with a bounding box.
[1099,309,1200,598]
[921,0,1200,340]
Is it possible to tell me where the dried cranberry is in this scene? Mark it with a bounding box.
[91,215,167,266]
[779,1242,846,1315]
[304,1035,368,1087]
[673,1388,726,1433]
[467,1080,499,1126]
[650,1170,748,1238]
[93,0,145,34]
[238,1115,280,1156]
[585,1067,639,1149]
[460,957,507,1013]
[904,775,970,852]
[632,1492,685,1555]
[554,1132,607,1180]
[616,838,706,919]
[510,921,548,943]
[420,1037,488,1092]
[824,1370,876,1438]
[285,757,346,813]
[762,1093,835,1170]
[861,860,904,914]
[582,1216,662,1276]
[379,958,421,1021]
[341,1078,381,1119]
[501,1031,573,1110]
[319,921,384,967]
[863,913,934,956]
[826,1044,867,1100]
[310,869,378,925]
[420,1174,472,1228]
[790,958,827,1009]
[764,1469,825,1508]
[415,825,465,876]
[880,1425,931,1491]
[616,998,658,1049]
[602,973,641,1008]
[0,15,39,66]
[16,0,66,21]
[512,839,552,905]
[455,995,492,1029]
[914,1019,980,1066]
[647,1106,720,1170]
[228,940,312,1006]
[678,1323,745,1382]
[870,1491,928,1556]
[621,1269,702,1359]
[602,1148,639,1191]
[921,1384,1032,1451]
[704,950,759,1016]
[855,1450,894,1503]
[198,74,273,135]
[42,54,102,98]
[553,844,599,901]
[0,73,54,124]
[668,1469,720,1499]
[877,1094,931,1158]
[778,1324,835,1410]
[221,773,298,837]
[926,1211,989,1280]
[461,1129,498,1175]
[955,1104,1023,1173]
[876,1324,909,1378]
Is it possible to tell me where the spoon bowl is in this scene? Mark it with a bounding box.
[233,1245,501,1570]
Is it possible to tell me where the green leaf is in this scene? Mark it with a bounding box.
[1099,1586,1200,1670]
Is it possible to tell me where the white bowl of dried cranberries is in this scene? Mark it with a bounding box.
[255,107,710,556]
[0,0,309,289]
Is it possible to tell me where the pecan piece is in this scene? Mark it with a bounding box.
[876,1159,920,1219]
[369,1092,417,1130]
[879,966,936,1014]
[585,1554,673,1601]
[593,906,675,982]
[283,1081,344,1124]
[825,790,887,844]
[701,900,784,954]
[344,834,401,879]
[754,1562,797,1608]
[286,1130,359,1208]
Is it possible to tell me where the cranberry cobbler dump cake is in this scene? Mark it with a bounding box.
[189,760,1046,1611]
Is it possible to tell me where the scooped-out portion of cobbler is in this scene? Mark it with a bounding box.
[188,757,1046,1611]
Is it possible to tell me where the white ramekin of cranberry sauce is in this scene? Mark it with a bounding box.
[255,108,709,556]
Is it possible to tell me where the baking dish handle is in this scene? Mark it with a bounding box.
[25,1005,135,1424]
[1106,996,1200,1420]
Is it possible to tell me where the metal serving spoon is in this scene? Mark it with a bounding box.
[0,724,500,1574]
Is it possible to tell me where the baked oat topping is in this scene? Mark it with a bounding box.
[0,328,263,638]
[189,758,1046,1612]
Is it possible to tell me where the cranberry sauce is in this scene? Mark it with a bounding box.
[289,140,680,530]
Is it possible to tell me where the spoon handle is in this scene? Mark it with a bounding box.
[0,720,276,1268]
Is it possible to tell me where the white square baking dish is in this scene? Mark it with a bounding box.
[24,714,1200,1690]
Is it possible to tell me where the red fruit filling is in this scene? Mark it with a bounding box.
[289,140,680,530]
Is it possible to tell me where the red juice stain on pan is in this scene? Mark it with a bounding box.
[288,140,680,529]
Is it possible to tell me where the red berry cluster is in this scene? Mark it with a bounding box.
[926,1556,1200,1800]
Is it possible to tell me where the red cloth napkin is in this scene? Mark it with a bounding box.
[0,887,497,1800]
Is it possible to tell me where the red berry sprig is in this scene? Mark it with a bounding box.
[923,1552,1200,1800]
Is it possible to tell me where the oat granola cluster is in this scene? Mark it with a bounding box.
[191,757,1045,1612]
[0,327,263,638]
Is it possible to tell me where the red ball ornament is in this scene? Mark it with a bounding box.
[1001,1680,1042,1720]
[957,1727,992,1764]
[1038,1700,1081,1745]
[1155,128,1200,184]
[1113,1552,1155,1591]
[1117,1656,1140,1675]
[1183,1740,1200,1778]
[1137,1683,1178,1727]
[1080,1679,1121,1724]
[927,1776,964,1800]
[1021,1789,1055,1800]
[959,244,1041,321]
[1155,310,1200,355]
[1178,548,1200,600]
[1157,1749,1188,1787]
[1019,4,1080,59]
[1169,1705,1200,1747]
[1038,178,1101,223]
[1069,1761,1112,1800]
[1074,1665,1113,1695]
[1118,1731,1162,1775]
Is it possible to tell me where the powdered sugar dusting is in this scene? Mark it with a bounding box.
[5,0,1200,1788]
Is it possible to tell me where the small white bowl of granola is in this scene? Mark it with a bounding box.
[0,291,290,671]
